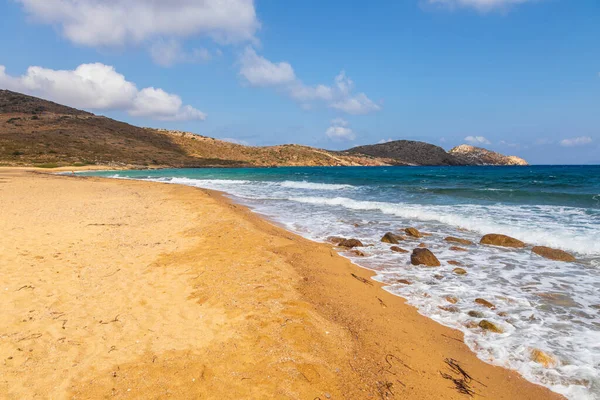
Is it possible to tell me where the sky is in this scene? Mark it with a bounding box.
[0,0,598,164]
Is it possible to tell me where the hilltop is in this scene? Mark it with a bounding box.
[0,90,527,168]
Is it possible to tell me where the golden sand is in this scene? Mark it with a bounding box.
[0,169,562,399]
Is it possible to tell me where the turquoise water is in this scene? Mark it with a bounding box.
[84,166,600,399]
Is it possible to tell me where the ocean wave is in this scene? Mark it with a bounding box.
[288,196,600,255]
[279,181,355,190]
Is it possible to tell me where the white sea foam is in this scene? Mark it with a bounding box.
[279,181,355,190]
[288,196,600,255]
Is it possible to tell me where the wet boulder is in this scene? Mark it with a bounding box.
[390,246,408,253]
[338,239,364,248]
[327,236,345,244]
[480,234,525,248]
[530,349,557,368]
[532,246,576,262]
[418,242,427,248]
[405,227,422,238]
[453,268,467,275]
[478,320,503,333]
[468,310,485,318]
[381,232,404,244]
[447,260,462,266]
[450,246,468,252]
[350,249,366,257]
[444,237,474,246]
[475,298,496,309]
[410,248,441,267]
[445,296,459,304]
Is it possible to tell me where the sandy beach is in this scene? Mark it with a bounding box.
[0,168,563,399]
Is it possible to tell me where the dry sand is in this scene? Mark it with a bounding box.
[0,169,563,399]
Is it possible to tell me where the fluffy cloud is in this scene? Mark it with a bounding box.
[0,63,205,121]
[16,0,259,47]
[239,48,380,115]
[326,118,355,141]
[465,135,491,145]
[425,0,535,12]
[560,136,593,147]
[239,47,296,86]
[149,39,213,68]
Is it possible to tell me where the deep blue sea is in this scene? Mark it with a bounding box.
[83,166,600,399]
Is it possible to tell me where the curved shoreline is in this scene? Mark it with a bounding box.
[0,168,563,399]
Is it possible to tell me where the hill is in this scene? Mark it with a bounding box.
[449,144,528,166]
[0,90,390,168]
[0,90,527,168]
[345,140,462,166]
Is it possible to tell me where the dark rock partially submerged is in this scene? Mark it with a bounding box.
[532,246,576,262]
[480,234,525,248]
[410,248,441,267]
[381,232,404,244]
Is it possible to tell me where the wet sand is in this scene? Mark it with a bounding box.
[0,168,563,399]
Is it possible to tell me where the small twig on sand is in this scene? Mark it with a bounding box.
[16,285,34,291]
[99,315,120,324]
[440,358,485,397]
[18,333,42,342]
[351,273,373,286]
[377,297,387,308]
[100,268,121,278]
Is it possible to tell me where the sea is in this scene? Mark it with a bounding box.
[81,165,600,399]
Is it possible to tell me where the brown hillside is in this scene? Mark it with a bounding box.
[0,90,390,168]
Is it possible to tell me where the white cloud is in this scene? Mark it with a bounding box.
[16,0,259,47]
[0,63,205,121]
[239,48,380,115]
[464,135,491,145]
[560,136,593,147]
[426,0,535,12]
[239,47,296,86]
[378,138,393,144]
[150,39,212,67]
[326,118,355,141]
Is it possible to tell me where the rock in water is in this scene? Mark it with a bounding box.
[327,236,345,244]
[410,248,441,267]
[381,232,403,244]
[530,349,556,368]
[390,246,408,253]
[338,239,364,248]
[479,320,503,333]
[447,260,462,266]
[480,234,525,248]
[405,227,422,238]
[444,236,473,246]
[453,268,467,275]
[449,246,468,252]
[532,246,576,262]
[475,298,496,309]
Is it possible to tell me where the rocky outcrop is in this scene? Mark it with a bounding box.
[338,239,364,248]
[410,248,441,267]
[532,246,576,262]
[449,144,528,166]
[444,237,473,246]
[480,234,525,248]
[405,227,422,238]
[345,140,461,166]
[381,232,404,244]
[478,320,503,333]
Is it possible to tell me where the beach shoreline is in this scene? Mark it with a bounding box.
[0,168,563,399]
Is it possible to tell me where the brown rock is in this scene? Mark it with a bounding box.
[445,296,459,304]
[453,268,467,275]
[418,242,427,248]
[327,236,345,244]
[338,239,364,248]
[447,260,462,266]
[405,227,422,238]
[450,246,468,252]
[532,246,576,262]
[381,232,404,244]
[475,298,496,309]
[445,237,474,246]
[468,310,485,318]
[530,349,556,368]
[480,234,525,248]
[465,321,479,329]
[439,305,460,313]
[479,320,503,333]
[410,248,441,267]
[394,279,412,285]
[390,246,408,254]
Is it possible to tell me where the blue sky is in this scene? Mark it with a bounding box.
[0,0,598,164]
